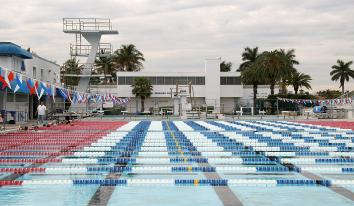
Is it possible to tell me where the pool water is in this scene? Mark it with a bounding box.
[0,120,353,205]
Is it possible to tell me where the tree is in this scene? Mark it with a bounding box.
[257,50,285,95]
[220,61,232,72]
[238,47,260,72]
[113,44,145,72]
[131,77,153,112]
[60,58,83,87]
[330,60,354,94]
[241,64,265,108]
[290,71,312,95]
[317,89,341,99]
[95,56,115,84]
[277,49,299,94]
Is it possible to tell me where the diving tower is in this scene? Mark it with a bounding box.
[63,18,118,111]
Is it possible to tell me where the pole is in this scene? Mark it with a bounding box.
[27,93,30,122]
[277,98,279,116]
[3,88,7,130]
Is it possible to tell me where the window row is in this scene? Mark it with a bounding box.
[118,76,205,85]
[220,77,241,85]
[117,76,242,85]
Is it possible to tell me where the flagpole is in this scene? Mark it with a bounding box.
[3,88,7,130]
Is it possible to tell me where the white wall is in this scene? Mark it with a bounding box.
[0,56,23,72]
[220,85,243,97]
[114,85,206,98]
[221,97,239,113]
[25,53,60,85]
[205,58,221,111]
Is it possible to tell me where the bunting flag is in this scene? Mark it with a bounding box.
[12,73,28,93]
[37,81,47,100]
[277,97,353,106]
[0,67,7,89]
[56,88,68,101]
[7,70,15,89]
[34,81,40,99]
[51,84,56,102]
[0,67,12,89]
[73,92,83,104]
[78,92,83,103]
[27,78,36,95]
[0,67,132,106]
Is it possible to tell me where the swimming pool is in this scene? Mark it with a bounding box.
[0,120,353,205]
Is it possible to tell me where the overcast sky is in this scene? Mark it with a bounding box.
[1,0,354,92]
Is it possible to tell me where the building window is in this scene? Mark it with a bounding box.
[220,77,241,85]
[156,77,164,85]
[147,77,156,84]
[21,61,26,71]
[187,77,196,85]
[40,69,44,80]
[174,77,187,84]
[196,77,205,85]
[32,67,37,79]
[117,76,206,85]
[125,77,134,85]
[164,77,173,85]
[118,77,126,85]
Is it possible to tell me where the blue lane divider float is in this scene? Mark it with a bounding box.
[17,178,354,187]
[73,179,127,186]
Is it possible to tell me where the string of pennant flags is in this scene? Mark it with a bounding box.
[0,67,131,106]
[277,97,353,106]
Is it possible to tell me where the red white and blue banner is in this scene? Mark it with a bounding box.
[0,67,131,106]
[277,97,353,105]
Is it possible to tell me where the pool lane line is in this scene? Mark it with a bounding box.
[0,129,115,184]
[87,172,123,206]
[166,121,243,206]
[0,124,127,184]
[87,150,131,206]
[87,121,149,206]
[0,144,81,183]
[301,171,354,201]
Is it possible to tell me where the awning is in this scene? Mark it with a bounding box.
[0,42,32,59]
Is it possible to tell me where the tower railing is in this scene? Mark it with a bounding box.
[70,43,113,57]
[63,18,113,32]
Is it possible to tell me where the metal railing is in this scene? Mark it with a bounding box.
[63,18,113,31]
[70,43,112,57]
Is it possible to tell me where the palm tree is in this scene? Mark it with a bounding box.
[257,50,285,95]
[241,64,265,107]
[60,58,83,87]
[131,77,153,112]
[238,47,260,72]
[291,71,312,95]
[330,60,354,94]
[95,56,114,84]
[113,44,145,72]
[220,61,232,72]
[277,49,299,94]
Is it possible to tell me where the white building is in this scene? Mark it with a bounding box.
[0,42,61,122]
[110,58,278,114]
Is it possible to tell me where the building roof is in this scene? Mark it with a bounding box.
[0,42,32,59]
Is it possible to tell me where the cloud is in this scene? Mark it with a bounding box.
[0,0,354,91]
